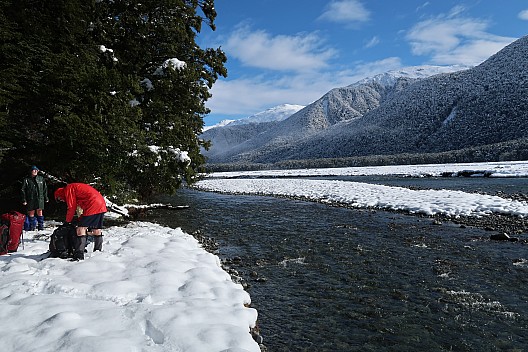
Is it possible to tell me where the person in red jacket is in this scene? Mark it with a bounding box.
[54,183,108,260]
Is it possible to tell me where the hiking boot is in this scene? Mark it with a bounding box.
[37,215,45,230]
[72,250,84,261]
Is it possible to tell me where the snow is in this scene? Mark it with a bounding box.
[4,160,526,352]
[0,222,259,352]
[99,45,113,53]
[351,64,471,88]
[154,58,186,76]
[205,160,528,179]
[228,104,305,127]
[203,119,236,131]
[203,104,304,130]
[442,106,457,126]
[197,161,528,218]
[129,145,191,168]
[99,45,118,62]
[141,78,154,91]
[197,178,528,217]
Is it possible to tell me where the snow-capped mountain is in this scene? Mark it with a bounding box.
[203,104,304,132]
[201,104,304,160]
[203,35,528,166]
[202,65,467,163]
[350,65,470,88]
[203,119,235,131]
[229,104,305,126]
[261,35,528,163]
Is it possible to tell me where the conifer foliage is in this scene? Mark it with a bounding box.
[0,0,226,200]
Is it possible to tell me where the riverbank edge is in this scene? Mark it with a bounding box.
[102,216,268,351]
[192,187,528,238]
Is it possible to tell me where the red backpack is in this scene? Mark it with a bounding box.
[0,211,26,255]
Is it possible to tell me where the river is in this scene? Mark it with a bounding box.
[149,176,528,351]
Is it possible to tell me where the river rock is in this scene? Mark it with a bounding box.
[490,233,519,242]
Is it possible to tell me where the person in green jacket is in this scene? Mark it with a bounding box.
[21,166,49,230]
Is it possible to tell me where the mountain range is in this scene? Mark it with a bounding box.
[202,35,528,167]
[204,104,305,131]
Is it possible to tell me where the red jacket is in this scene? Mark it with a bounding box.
[62,183,107,222]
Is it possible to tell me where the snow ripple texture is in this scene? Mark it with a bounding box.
[0,222,259,352]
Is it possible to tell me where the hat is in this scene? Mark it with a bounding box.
[31,165,39,171]
[54,187,65,201]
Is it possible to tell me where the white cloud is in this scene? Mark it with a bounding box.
[406,12,516,65]
[408,17,488,55]
[429,39,514,66]
[519,9,528,20]
[416,2,430,12]
[447,5,466,18]
[351,57,403,76]
[365,36,380,48]
[318,0,370,25]
[224,26,337,72]
[207,78,294,116]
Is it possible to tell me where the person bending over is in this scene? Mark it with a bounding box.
[54,183,107,260]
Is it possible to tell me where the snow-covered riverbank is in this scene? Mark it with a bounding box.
[205,160,528,179]
[0,222,260,352]
[197,161,528,219]
[3,161,527,351]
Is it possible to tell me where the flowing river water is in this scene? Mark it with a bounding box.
[149,176,528,351]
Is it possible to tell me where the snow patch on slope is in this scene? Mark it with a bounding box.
[352,65,471,88]
[205,104,305,131]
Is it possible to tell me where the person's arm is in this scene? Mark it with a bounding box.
[64,187,77,222]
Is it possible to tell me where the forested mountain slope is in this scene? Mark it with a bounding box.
[210,35,527,164]
[268,35,528,163]
[201,104,303,160]
[204,66,462,162]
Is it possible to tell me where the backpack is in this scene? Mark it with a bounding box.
[49,223,76,259]
[0,211,26,255]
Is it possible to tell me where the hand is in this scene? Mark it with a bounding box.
[22,202,27,206]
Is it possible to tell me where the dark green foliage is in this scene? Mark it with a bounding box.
[0,0,226,202]
[206,137,528,172]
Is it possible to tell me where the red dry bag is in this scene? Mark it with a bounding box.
[0,211,26,254]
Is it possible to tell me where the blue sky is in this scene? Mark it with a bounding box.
[199,0,528,126]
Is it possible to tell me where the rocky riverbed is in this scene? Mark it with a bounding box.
[151,186,528,352]
[207,183,528,238]
[407,189,528,236]
[212,189,528,238]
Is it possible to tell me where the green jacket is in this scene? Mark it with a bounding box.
[21,175,49,210]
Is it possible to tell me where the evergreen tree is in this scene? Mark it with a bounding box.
[0,0,14,163]
[0,0,226,202]
[92,0,227,197]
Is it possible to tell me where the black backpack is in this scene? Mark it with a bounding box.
[49,223,76,259]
